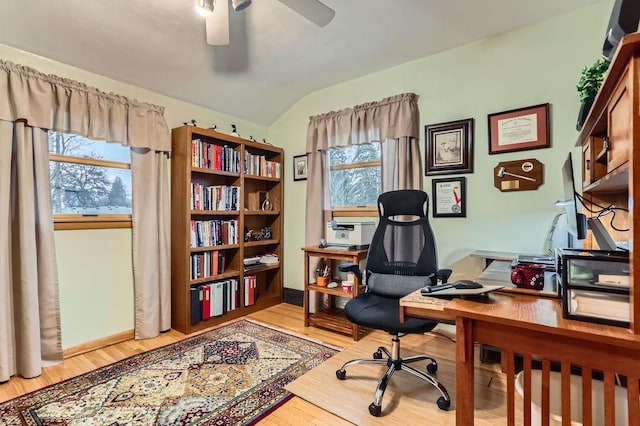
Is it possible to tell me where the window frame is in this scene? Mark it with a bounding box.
[49,143,132,230]
[328,149,381,216]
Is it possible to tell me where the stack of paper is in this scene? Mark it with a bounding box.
[569,289,629,322]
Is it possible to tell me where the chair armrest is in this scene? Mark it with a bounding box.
[338,262,362,281]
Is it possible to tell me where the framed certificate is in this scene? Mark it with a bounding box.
[432,177,466,218]
[488,103,550,154]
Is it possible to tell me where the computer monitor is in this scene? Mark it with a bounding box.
[561,153,622,251]
[561,153,587,244]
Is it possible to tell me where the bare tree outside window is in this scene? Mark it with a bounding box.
[48,132,132,217]
[328,143,381,208]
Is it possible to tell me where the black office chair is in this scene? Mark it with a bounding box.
[335,189,451,416]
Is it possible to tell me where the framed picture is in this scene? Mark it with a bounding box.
[293,154,308,181]
[425,118,474,176]
[432,177,466,218]
[488,103,550,154]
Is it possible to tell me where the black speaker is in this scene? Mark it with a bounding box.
[602,0,640,61]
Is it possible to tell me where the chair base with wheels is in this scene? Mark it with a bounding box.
[336,331,451,416]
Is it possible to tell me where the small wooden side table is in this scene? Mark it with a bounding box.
[301,246,368,340]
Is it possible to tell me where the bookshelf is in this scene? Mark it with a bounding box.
[171,125,284,334]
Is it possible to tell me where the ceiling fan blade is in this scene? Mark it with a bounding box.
[206,0,230,45]
[278,0,335,27]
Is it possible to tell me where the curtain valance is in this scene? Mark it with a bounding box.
[306,92,418,152]
[0,60,170,152]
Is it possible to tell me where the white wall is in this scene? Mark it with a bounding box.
[270,0,614,291]
[0,43,269,348]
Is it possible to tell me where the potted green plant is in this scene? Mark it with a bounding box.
[576,59,609,130]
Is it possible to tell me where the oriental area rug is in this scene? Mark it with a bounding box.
[0,320,339,425]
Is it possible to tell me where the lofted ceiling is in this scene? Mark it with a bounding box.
[0,0,600,126]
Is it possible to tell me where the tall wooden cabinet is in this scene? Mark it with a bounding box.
[576,33,640,333]
[171,125,284,334]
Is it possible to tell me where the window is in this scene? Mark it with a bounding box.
[328,143,381,215]
[48,132,132,229]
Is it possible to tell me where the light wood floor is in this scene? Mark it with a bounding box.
[0,303,507,424]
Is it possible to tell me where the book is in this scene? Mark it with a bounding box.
[201,285,211,320]
[212,282,223,316]
[212,250,219,275]
[260,254,279,264]
[244,275,257,306]
[190,286,202,324]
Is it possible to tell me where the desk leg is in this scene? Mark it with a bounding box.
[456,317,475,425]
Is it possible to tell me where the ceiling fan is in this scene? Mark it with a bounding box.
[195,0,335,46]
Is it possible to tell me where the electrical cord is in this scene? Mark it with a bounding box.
[426,330,456,344]
[575,192,629,232]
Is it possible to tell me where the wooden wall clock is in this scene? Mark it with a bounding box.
[493,158,543,192]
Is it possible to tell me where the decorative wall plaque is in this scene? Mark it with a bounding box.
[493,158,543,192]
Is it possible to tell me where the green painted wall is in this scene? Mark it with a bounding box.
[0,0,616,348]
[270,0,614,291]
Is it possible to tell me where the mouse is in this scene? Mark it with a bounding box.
[453,280,483,289]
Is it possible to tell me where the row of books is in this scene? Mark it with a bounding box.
[244,150,281,178]
[191,139,240,172]
[191,183,240,211]
[244,275,258,307]
[190,279,240,324]
[189,275,258,325]
[190,250,226,280]
[190,219,238,248]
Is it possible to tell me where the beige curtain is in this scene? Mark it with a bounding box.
[381,136,422,192]
[131,148,171,339]
[0,59,171,380]
[0,61,170,151]
[0,120,62,381]
[305,93,422,246]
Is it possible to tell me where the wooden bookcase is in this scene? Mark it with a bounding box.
[170,125,284,334]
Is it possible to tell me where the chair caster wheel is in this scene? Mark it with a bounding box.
[427,361,438,373]
[368,402,382,416]
[336,369,346,380]
[437,396,450,411]
[373,350,383,359]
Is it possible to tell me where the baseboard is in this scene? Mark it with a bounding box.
[283,288,303,306]
[63,293,303,358]
[63,330,134,359]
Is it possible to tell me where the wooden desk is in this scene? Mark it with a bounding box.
[399,257,640,425]
[448,296,640,425]
[301,246,368,340]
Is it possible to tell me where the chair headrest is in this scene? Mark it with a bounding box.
[378,190,427,218]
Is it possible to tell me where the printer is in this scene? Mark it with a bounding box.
[325,220,375,250]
